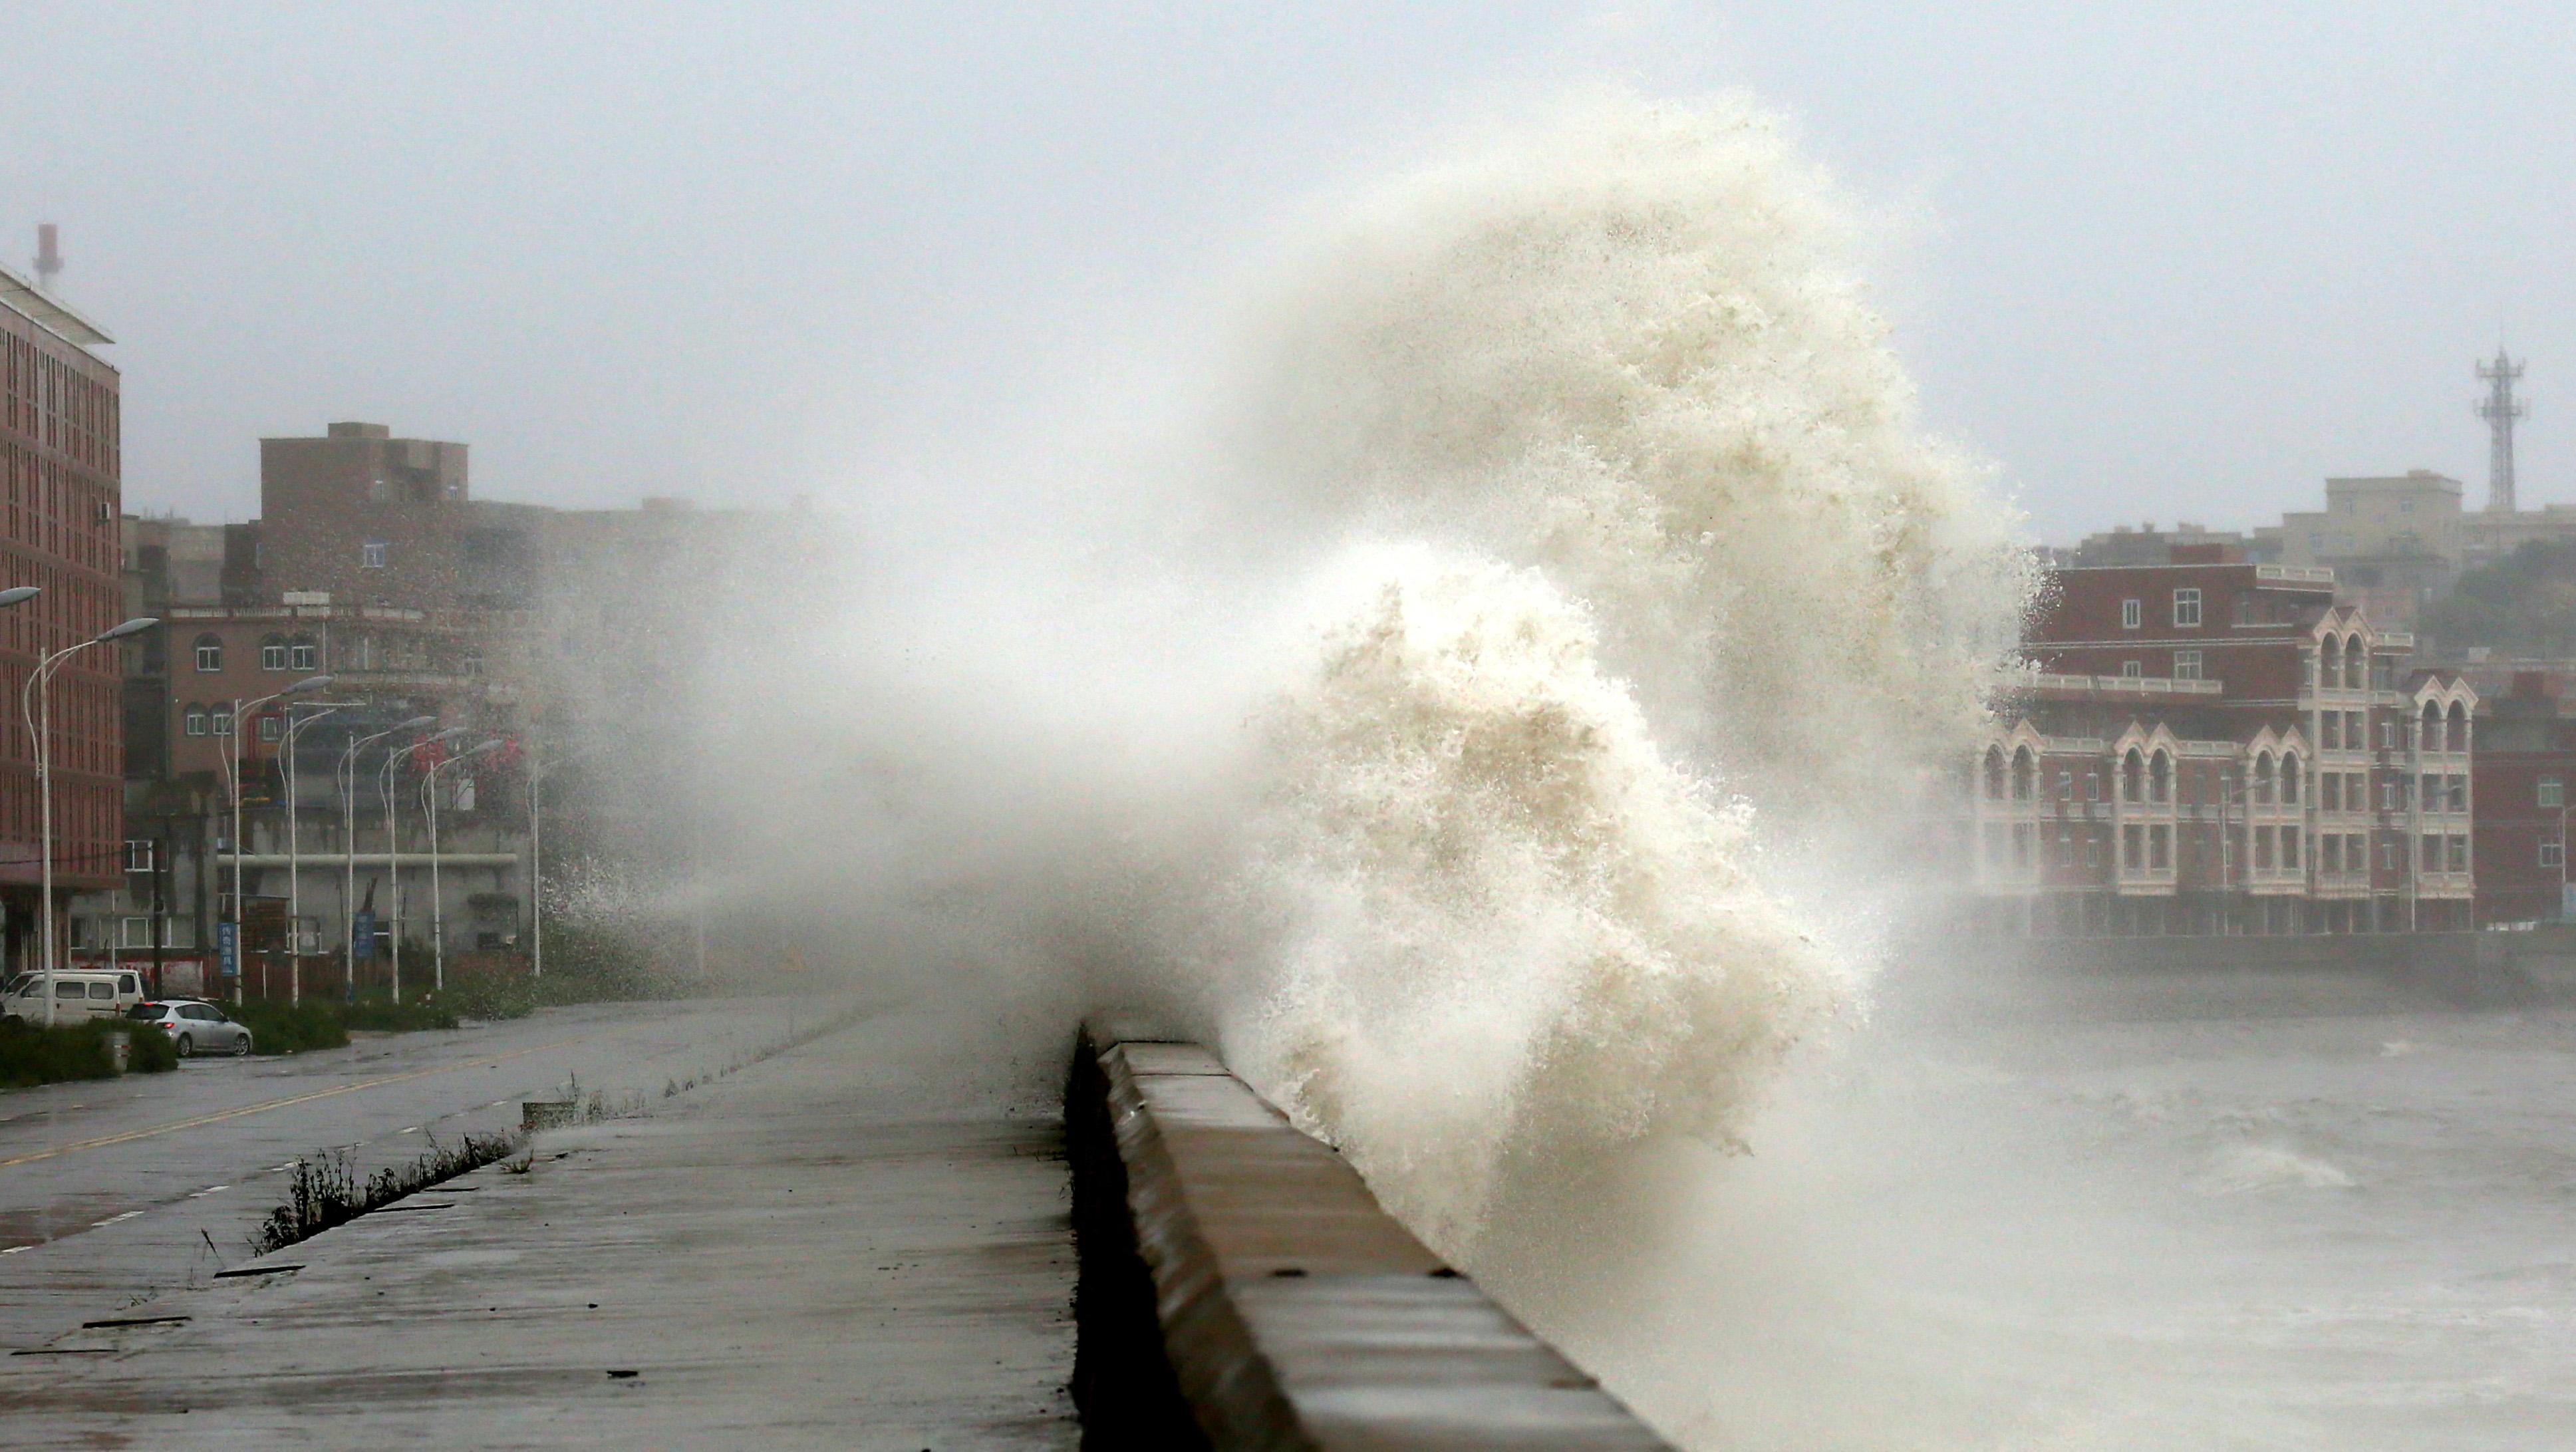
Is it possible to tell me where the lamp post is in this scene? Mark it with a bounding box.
[381,726,466,1005]
[277,703,348,1006]
[424,740,501,994]
[225,674,331,1003]
[525,740,605,982]
[18,611,149,1027]
[339,715,436,999]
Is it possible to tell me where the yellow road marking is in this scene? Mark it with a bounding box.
[0,1036,585,1170]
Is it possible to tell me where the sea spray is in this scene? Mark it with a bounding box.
[1206,542,1849,1251]
[1189,92,2031,1277]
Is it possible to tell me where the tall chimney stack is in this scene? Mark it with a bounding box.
[33,224,61,289]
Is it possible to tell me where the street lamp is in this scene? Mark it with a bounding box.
[381,726,466,1004]
[339,715,436,1000]
[424,739,501,994]
[525,740,607,982]
[17,612,148,1027]
[226,674,331,1004]
[277,702,349,1006]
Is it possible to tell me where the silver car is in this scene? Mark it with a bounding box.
[125,1000,253,1058]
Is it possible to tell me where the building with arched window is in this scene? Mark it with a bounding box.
[1963,556,2477,936]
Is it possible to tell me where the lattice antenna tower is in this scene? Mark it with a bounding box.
[2477,347,2527,513]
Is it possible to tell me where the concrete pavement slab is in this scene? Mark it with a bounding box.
[0,1007,1077,1449]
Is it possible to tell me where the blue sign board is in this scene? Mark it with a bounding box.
[217,921,240,979]
[352,911,376,961]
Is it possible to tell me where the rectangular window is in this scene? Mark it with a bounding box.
[290,642,317,671]
[2322,713,2342,750]
[122,839,152,873]
[2347,711,2364,746]
[2381,721,2397,750]
[2057,771,2074,799]
[2086,773,2100,802]
[2281,829,2300,870]
[2381,780,2398,812]
[2172,588,2202,627]
[2420,773,2438,809]
[2121,598,2142,630]
[2449,775,2468,813]
[2173,651,2202,680]
[2123,823,2144,870]
[2150,825,2171,869]
[2422,833,2441,871]
[2255,827,2274,870]
[212,708,232,737]
[2450,835,2470,873]
[2322,774,2343,812]
[257,714,281,742]
[2543,840,2565,869]
[361,539,388,569]
[2381,841,2398,871]
[260,642,288,671]
[195,643,220,672]
[2121,660,2143,678]
[2349,832,2365,871]
[2543,777,2565,809]
[2322,835,2343,873]
[2011,823,2034,869]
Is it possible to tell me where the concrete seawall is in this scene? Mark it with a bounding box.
[1067,1019,1672,1451]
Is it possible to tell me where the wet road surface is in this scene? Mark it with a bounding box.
[0,996,821,1347]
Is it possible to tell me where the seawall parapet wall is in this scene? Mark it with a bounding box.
[1067,1016,1673,1451]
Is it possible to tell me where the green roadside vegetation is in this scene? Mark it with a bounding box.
[0,1017,178,1088]
[238,925,693,1055]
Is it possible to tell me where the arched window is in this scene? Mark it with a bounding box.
[259,634,289,672]
[2447,700,2469,754]
[2281,754,2303,805]
[2149,750,2173,804]
[1982,747,2005,801]
[183,704,207,738]
[2011,747,2037,801]
[2422,700,2444,753]
[2123,749,2146,804]
[2321,636,2343,689]
[193,634,222,673]
[2345,637,2366,692]
[289,635,319,672]
[2253,751,2276,805]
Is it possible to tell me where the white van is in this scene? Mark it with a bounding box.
[0,969,146,1024]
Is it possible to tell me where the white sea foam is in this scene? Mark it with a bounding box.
[1183,91,2031,1265]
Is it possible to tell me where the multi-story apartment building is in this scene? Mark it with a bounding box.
[1966,548,2478,935]
[2467,674,2576,925]
[0,261,125,977]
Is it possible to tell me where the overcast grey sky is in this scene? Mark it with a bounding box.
[5,3,2572,541]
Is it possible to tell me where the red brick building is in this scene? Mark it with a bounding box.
[1967,553,2477,935]
[0,263,125,972]
[2470,674,2576,925]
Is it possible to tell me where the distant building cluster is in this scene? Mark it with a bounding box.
[1977,351,2576,937]
[0,233,837,1000]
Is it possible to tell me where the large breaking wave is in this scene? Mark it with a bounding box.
[1181,92,2031,1264]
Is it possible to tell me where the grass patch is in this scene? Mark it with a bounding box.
[231,1000,351,1056]
[253,1129,523,1254]
[341,996,459,1033]
[0,1018,177,1087]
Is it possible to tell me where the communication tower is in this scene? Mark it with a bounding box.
[2477,347,2527,513]
[33,223,60,291]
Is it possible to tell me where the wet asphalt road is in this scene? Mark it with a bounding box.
[0,996,818,1348]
